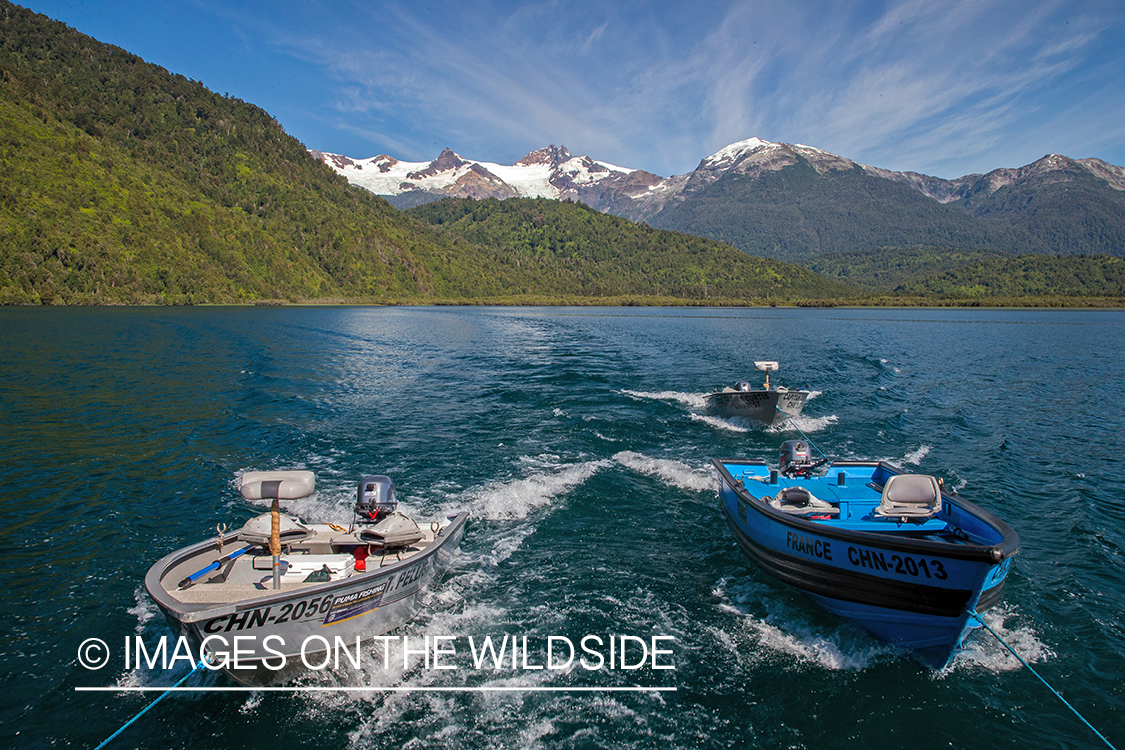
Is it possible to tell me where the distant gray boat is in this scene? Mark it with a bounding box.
[145,471,468,686]
[706,361,810,425]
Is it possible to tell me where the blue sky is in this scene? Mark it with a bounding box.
[23,0,1125,178]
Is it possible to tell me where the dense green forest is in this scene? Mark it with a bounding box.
[807,247,1010,292]
[892,254,1125,299]
[0,1,496,304]
[407,197,854,301]
[807,246,1125,304]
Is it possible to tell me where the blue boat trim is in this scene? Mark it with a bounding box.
[716,459,1019,563]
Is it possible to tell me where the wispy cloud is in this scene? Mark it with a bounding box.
[203,0,1125,177]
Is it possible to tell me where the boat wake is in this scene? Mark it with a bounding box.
[620,388,708,410]
[713,576,900,671]
[691,413,754,432]
[691,411,839,434]
[612,451,713,493]
[767,413,838,434]
[621,388,837,435]
[940,605,1051,676]
[457,457,611,522]
[903,444,932,465]
[456,457,613,574]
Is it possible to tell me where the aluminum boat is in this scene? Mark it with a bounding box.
[144,471,468,685]
[706,361,810,424]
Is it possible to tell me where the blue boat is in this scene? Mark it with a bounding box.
[713,441,1020,668]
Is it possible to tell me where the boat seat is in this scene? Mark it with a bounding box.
[875,474,942,520]
[769,487,840,516]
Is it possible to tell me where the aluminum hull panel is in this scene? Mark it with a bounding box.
[705,389,809,424]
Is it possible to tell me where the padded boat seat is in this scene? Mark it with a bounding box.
[240,470,316,500]
[769,487,840,516]
[357,513,424,548]
[875,474,942,519]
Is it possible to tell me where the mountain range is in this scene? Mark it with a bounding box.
[2,0,1122,307]
[315,138,1125,262]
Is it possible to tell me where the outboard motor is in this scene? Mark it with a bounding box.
[355,475,397,525]
[779,440,815,477]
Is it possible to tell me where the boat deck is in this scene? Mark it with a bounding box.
[722,460,954,535]
[160,524,438,605]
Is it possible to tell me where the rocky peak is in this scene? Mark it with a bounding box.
[1077,157,1125,191]
[311,151,356,171]
[407,148,468,180]
[683,137,856,195]
[371,155,398,173]
[516,145,573,168]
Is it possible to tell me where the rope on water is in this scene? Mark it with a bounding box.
[776,407,829,462]
[93,657,209,750]
[969,610,1118,750]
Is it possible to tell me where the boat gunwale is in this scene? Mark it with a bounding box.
[144,511,470,620]
[712,458,1020,563]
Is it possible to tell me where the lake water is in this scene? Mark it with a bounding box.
[1,306,1122,749]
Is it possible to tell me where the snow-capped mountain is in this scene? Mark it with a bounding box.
[311,144,664,207]
[672,137,1125,203]
[313,138,1125,259]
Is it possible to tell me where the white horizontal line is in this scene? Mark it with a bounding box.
[76,686,676,693]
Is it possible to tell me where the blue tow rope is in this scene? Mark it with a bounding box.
[776,407,829,463]
[969,611,1117,750]
[93,657,209,750]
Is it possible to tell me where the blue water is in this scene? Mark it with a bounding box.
[1,306,1122,749]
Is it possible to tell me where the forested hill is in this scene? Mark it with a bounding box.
[0,1,858,306]
[406,198,855,301]
[891,254,1125,300]
[0,0,493,304]
[807,246,1125,302]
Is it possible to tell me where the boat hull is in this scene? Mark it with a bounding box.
[706,389,809,424]
[145,512,468,686]
[714,459,1017,668]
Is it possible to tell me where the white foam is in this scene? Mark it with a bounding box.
[238,691,264,714]
[744,614,896,671]
[462,459,611,521]
[879,358,902,374]
[903,445,932,465]
[939,605,1052,676]
[613,451,714,493]
[128,585,156,633]
[768,413,839,434]
[713,576,898,671]
[689,413,754,433]
[620,389,709,410]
